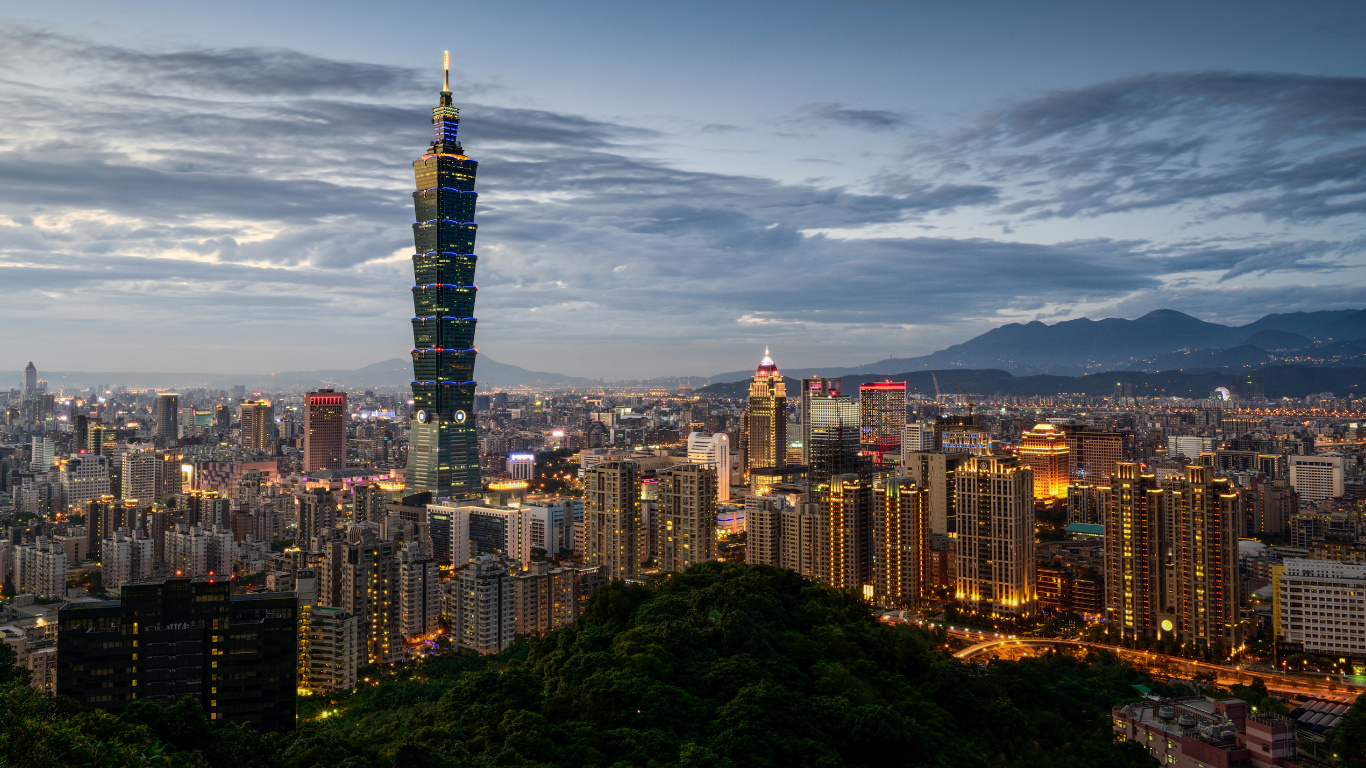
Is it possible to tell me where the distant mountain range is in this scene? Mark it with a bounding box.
[14,308,1366,393]
[8,356,598,392]
[705,308,1366,382]
[696,366,1366,400]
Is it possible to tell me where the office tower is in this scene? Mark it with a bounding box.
[452,556,516,653]
[58,455,111,511]
[657,463,718,573]
[743,348,787,476]
[397,542,440,642]
[1061,425,1129,484]
[29,436,54,472]
[154,392,179,445]
[800,377,840,465]
[406,58,483,500]
[859,381,906,456]
[1169,436,1214,460]
[745,495,783,566]
[74,414,91,454]
[904,451,971,535]
[687,432,731,502]
[300,606,358,693]
[1105,463,1165,642]
[239,399,273,452]
[156,451,182,502]
[57,578,296,730]
[902,421,937,454]
[1018,423,1069,500]
[12,539,67,599]
[819,472,876,593]
[303,389,347,472]
[583,461,641,580]
[101,530,155,594]
[807,390,862,487]
[941,423,992,455]
[506,453,535,481]
[87,422,114,456]
[1275,559,1366,657]
[872,476,929,605]
[320,528,401,666]
[1172,465,1241,652]
[1289,454,1345,502]
[165,524,234,578]
[954,456,1035,616]
[23,361,37,399]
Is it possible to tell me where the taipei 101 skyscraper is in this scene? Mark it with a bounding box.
[405,53,482,499]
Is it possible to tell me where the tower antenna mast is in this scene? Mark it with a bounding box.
[443,50,450,92]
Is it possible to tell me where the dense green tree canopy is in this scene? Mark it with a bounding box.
[0,563,1160,767]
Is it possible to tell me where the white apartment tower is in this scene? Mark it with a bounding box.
[687,432,731,502]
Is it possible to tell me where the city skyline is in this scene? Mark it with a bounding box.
[1,2,1364,381]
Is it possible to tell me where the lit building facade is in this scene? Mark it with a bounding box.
[303,389,347,473]
[657,463,718,573]
[954,456,1035,616]
[406,57,483,500]
[872,476,929,605]
[1275,558,1366,659]
[807,393,861,487]
[800,377,840,465]
[859,381,905,456]
[239,400,272,452]
[743,349,786,475]
[583,461,641,580]
[1018,423,1069,500]
[687,432,731,502]
[1289,454,1345,502]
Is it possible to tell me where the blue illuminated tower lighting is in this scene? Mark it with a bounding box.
[406,52,482,499]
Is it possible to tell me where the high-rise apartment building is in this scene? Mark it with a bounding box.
[12,539,67,599]
[29,436,54,472]
[1289,454,1345,502]
[120,450,158,503]
[1173,465,1242,652]
[101,530,155,594]
[300,605,358,693]
[154,392,179,445]
[657,463,718,573]
[1105,463,1165,642]
[904,451,971,535]
[239,399,273,452]
[303,389,347,473]
[165,524,234,578]
[819,472,876,593]
[57,578,296,730]
[745,495,783,567]
[452,556,515,653]
[954,456,1035,616]
[807,391,862,487]
[1018,423,1070,500]
[405,58,483,500]
[901,421,938,454]
[1104,463,1242,652]
[800,377,840,465]
[872,476,929,605]
[397,542,440,643]
[320,527,401,666]
[743,349,787,475]
[59,455,111,512]
[513,560,597,636]
[583,461,641,580]
[687,432,731,502]
[859,381,906,455]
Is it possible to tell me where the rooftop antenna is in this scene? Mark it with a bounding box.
[443,50,450,92]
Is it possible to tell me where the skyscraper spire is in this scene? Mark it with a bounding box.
[406,54,482,499]
[443,50,450,93]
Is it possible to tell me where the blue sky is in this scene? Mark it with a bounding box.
[1,0,1364,379]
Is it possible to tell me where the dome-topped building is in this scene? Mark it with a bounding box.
[744,347,787,476]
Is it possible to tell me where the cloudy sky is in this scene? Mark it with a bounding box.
[2,1,1364,381]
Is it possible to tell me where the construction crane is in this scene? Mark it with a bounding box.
[954,382,975,423]
[930,371,942,400]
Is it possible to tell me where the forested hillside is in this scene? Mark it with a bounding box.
[2,563,1166,767]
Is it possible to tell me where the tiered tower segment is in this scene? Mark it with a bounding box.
[406,53,482,498]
